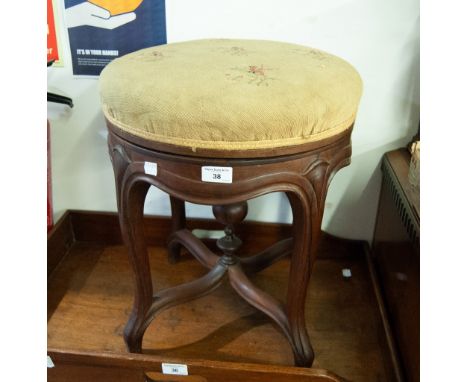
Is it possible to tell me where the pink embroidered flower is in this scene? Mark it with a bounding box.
[248,65,266,76]
[226,65,276,86]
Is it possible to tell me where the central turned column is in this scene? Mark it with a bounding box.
[212,202,248,266]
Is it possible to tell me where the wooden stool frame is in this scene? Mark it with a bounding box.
[107,120,352,367]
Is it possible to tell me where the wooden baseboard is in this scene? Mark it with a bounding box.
[47,211,74,277]
[48,209,366,278]
[67,209,292,246]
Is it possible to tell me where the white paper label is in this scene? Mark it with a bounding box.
[201,166,233,183]
[162,363,188,376]
[47,356,54,368]
[144,162,158,176]
[342,268,352,278]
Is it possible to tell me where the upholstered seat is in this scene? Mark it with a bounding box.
[99,39,362,153]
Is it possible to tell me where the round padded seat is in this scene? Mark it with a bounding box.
[99,39,362,156]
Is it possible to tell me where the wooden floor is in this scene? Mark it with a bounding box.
[48,236,393,382]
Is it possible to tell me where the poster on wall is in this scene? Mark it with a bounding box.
[64,0,166,76]
[47,0,61,64]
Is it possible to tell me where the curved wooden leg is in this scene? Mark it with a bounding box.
[119,177,152,353]
[168,229,219,269]
[285,190,317,367]
[109,142,153,352]
[228,263,294,345]
[168,196,186,264]
[240,237,293,274]
[143,261,228,331]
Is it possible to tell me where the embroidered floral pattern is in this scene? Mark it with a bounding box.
[228,46,249,56]
[151,51,164,58]
[248,65,265,75]
[225,64,276,86]
[292,48,329,61]
[129,49,167,61]
[215,46,250,56]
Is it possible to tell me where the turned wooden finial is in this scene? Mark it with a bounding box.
[212,202,248,264]
[212,202,248,226]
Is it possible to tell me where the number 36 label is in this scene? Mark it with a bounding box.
[201,166,233,183]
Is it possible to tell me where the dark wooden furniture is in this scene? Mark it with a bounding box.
[48,210,398,381]
[100,38,362,368]
[108,125,352,367]
[372,149,420,381]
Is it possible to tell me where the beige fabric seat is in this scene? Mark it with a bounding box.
[99,39,362,152]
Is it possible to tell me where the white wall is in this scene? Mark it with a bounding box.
[48,0,419,242]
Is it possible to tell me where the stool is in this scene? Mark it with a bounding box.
[99,39,362,367]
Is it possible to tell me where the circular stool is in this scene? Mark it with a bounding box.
[99,39,362,367]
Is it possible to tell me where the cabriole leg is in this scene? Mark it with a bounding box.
[119,177,152,352]
[285,190,318,367]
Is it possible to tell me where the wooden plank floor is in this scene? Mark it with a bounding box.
[48,241,392,382]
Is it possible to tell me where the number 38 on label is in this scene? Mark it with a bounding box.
[201,166,233,184]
